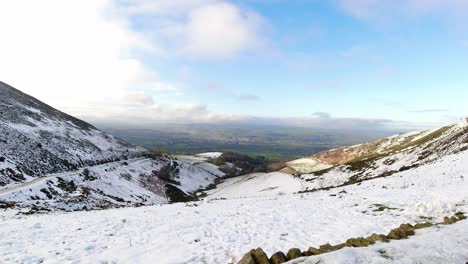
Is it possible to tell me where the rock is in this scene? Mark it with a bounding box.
[345,237,373,247]
[287,248,302,260]
[333,243,347,250]
[399,223,415,236]
[451,216,459,223]
[319,243,337,252]
[443,216,454,225]
[367,233,388,243]
[251,248,271,264]
[303,247,322,256]
[414,222,433,229]
[399,223,414,230]
[456,213,466,220]
[238,252,255,264]
[387,228,407,240]
[270,252,288,264]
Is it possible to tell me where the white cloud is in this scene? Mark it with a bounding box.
[0,0,165,117]
[182,2,265,57]
[122,92,154,106]
[0,0,266,124]
[125,0,267,58]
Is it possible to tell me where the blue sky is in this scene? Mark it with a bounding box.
[1,0,467,129]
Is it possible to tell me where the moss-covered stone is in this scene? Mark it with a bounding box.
[251,248,271,264]
[367,233,388,243]
[443,216,455,225]
[286,248,302,260]
[303,247,322,256]
[345,237,374,247]
[387,228,409,240]
[399,223,415,236]
[238,252,255,264]
[414,222,433,229]
[456,213,466,220]
[270,251,287,264]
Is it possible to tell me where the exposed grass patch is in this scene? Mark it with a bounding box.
[371,204,399,212]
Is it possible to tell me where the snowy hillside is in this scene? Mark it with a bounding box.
[0,82,230,209]
[283,119,468,175]
[0,152,231,210]
[205,120,468,199]
[0,81,147,187]
[1,146,467,263]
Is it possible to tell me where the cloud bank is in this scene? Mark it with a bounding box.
[0,0,266,121]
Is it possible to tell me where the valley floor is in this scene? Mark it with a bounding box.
[1,151,467,264]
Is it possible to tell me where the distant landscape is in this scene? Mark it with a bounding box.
[101,123,398,160]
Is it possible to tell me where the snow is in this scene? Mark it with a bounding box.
[286,157,333,174]
[0,158,169,209]
[196,152,223,159]
[290,221,468,264]
[1,148,467,263]
[207,172,303,199]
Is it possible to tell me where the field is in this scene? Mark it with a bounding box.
[101,124,395,160]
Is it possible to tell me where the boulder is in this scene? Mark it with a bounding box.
[319,243,337,252]
[456,213,466,220]
[414,222,433,229]
[270,251,288,264]
[287,248,302,260]
[367,233,388,243]
[345,237,373,247]
[238,252,255,264]
[443,216,455,225]
[455,212,466,221]
[387,228,408,240]
[251,248,271,264]
[303,247,321,256]
[399,224,415,236]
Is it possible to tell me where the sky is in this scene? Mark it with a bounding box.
[1,0,467,131]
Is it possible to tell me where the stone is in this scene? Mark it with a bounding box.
[287,248,302,260]
[399,223,415,236]
[414,222,433,229]
[319,243,337,252]
[457,214,467,220]
[303,247,322,256]
[367,233,388,243]
[443,216,454,225]
[387,229,404,240]
[238,252,255,264]
[251,248,271,264]
[270,251,288,264]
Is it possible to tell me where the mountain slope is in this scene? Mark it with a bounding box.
[0,82,229,209]
[206,120,467,198]
[0,81,146,187]
[282,119,467,175]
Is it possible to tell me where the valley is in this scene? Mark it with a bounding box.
[0,82,467,264]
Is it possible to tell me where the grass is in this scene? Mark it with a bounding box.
[371,204,399,212]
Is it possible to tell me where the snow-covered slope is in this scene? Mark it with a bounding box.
[283,119,468,175]
[0,81,146,187]
[0,152,231,210]
[0,82,229,209]
[1,148,467,263]
[207,172,302,199]
[206,120,468,199]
